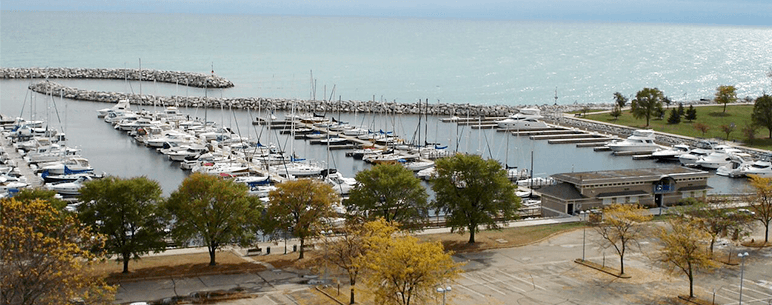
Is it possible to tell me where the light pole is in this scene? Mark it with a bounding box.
[436,286,451,305]
[738,252,749,305]
[580,211,587,261]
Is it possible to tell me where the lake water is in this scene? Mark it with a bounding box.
[2,11,765,194]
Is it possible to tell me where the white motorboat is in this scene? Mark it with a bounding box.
[495,107,550,130]
[740,153,772,178]
[97,99,131,118]
[38,157,94,175]
[606,129,660,152]
[325,172,357,195]
[716,152,755,177]
[696,148,745,169]
[165,144,208,162]
[45,175,93,196]
[416,167,437,180]
[651,144,691,161]
[401,160,434,172]
[678,140,724,167]
[269,161,324,177]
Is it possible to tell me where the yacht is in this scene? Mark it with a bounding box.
[97,99,131,118]
[325,172,357,195]
[495,108,549,130]
[716,152,755,177]
[651,144,691,162]
[740,153,772,178]
[696,148,744,169]
[606,129,660,152]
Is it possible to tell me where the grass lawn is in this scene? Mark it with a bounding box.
[583,104,772,151]
[419,222,585,253]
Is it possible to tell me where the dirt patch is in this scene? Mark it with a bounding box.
[91,251,266,284]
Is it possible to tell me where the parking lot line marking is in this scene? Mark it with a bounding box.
[461,273,507,295]
[453,282,488,298]
[496,270,546,291]
[476,272,527,293]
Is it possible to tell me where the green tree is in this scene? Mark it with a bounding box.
[677,103,685,116]
[594,204,652,275]
[431,154,520,243]
[631,87,665,127]
[613,92,628,109]
[667,108,681,124]
[663,96,673,108]
[610,104,622,121]
[714,85,737,114]
[267,179,338,259]
[78,176,168,273]
[685,105,697,122]
[751,94,772,138]
[363,225,461,305]
[657,217,716,299]
[345,164,429,229]
[1,198,115,304]
[165,173,261,265]
[747,175,772,243]
[742,123,760,145]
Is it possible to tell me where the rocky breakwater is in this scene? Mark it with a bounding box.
[1,67,233,88]
[27,80,541,116]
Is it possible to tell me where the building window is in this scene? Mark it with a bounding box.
[603,198,612,205]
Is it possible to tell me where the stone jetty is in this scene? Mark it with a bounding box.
[1,67,233,88]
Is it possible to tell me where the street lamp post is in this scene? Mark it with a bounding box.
[738,252,749,305]
[580,211,587,261]
[436,286,451,305]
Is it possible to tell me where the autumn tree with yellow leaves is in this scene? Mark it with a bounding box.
[362,222,462,305]
[747,175,772,244]
[0,198,115,304]
[320,218,398,305]
[593,204,652,275]
[657,217,716,299]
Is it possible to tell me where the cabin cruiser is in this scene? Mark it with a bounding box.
[716,152,755,177]
[97,100,131,118]
[45,175,94,196]
[495,108,549,130]
[696,148,745,169]
[401,159,435,172]
[38,157,94,175]
[740,153,772,178]
[651,144,691,162]
[269,161,324,177]
[606,129,661,152]
[678,140,724,167]
[325,172,357,195]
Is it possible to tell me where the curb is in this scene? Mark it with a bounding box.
[574,259,631,278]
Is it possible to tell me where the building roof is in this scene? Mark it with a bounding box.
[538,182,585,200]
[551,167,710,186]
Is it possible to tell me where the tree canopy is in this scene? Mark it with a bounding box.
[363,222,461,305]
[751,94,772,138]
[714,85,737,114]
[630,87,665,127]
[657,217,716,299]
[164,172,261,265]
[12,188,68,211]
[613,92,628,109]
[78,176,168,273]
[267,178,339,259]
[431,154,520,243]
[593,204,652,275]
[1,198,114,304]
[345,164,430,229]
[747,175,772,243]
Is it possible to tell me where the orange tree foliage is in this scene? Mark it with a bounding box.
[0,198,115,304]
[593,204,652,275]
[267,178,339,259]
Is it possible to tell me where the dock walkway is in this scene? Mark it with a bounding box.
[1,136,44,188]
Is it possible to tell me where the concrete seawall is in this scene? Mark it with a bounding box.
[1,67,233,88]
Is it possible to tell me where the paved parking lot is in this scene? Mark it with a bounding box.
[448,225,772,305]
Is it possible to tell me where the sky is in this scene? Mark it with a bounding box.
[1,0,771,26]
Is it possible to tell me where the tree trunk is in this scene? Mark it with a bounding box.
[122,253,130,273]
[350,288,355,305]
[709,238,715,256]
[688,262,694,298]
[468,222,476,244]
[619,255,625,275]
[209,246,217,266]
[299,237,305,259]
[765,223,769,243]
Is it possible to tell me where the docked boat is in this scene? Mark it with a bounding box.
[38,157,94,175]
[716,153,755,177]
[325,172,357,195]
[45,175,94,196]
[606,129,660,152]
[696,148,745,169]
[96,99,131,118]
[651,144,691,162]
[740,153,772,178]
[678,140,724,167]
[495,108,549,130]
[269,161,324,177]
